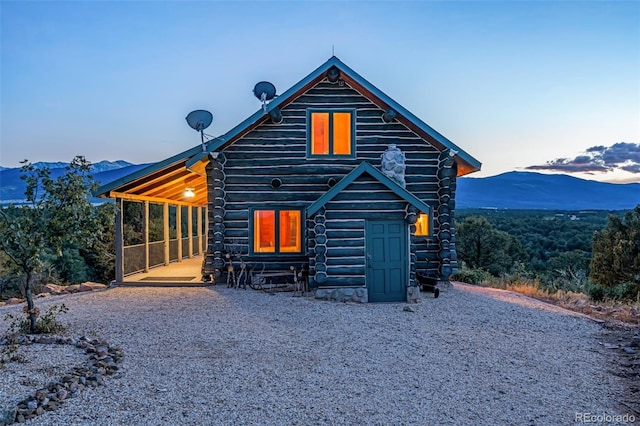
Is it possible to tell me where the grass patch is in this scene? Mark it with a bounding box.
[461,273,640,325]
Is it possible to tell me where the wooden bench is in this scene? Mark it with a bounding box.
[250,266,308,295]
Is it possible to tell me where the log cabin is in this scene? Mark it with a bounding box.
[95,56,481,302]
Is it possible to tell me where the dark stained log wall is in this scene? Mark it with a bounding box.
[310,175,418,288]
[205,78,452,280]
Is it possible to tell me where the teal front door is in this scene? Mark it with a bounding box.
[365,220,407,302]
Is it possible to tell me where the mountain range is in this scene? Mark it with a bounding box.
[0,161,638,210]
[456,171,638,210]
[0,161,149,204]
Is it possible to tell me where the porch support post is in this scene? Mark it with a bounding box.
[143,200,149,273]
[177,205,182,261]
[197,206,203,255]
[163,202,170,266]
[203,206,208,255]
[115,198,124,282]
[188,205,193,258]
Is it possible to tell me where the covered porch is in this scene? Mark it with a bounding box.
[112,197,208,285]
[93,150,210,286]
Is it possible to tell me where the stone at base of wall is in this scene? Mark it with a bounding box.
[437,280,453,289]
[406,286,421,303]
[315,287,368,303]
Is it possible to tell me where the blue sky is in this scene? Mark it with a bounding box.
[1,1,639,182]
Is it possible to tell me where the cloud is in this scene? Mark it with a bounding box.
[526,142,640,174]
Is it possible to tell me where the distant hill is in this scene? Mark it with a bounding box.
[457,171,639,210]
[0,161,149,203]
[1,162,638,210]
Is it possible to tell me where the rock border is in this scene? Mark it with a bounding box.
[0,335,123,425]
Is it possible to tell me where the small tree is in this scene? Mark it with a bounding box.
[590,205,640,296]
[456,215,527,276]
[0,157,104,333]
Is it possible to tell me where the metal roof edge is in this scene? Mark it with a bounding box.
[333,60,481,172]
[93,144,203,197]
[203,57,341,154]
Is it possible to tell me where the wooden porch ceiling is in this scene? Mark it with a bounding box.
[105,160,208,206]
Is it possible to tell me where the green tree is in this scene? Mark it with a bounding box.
[590,205,640,293]
[80,203,117,283]
[546,250,590,292]
[0,157,105,332]
[456,215,527,276]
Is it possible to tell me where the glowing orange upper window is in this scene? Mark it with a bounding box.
[309,110,354,156]
[253,209,302,254]
[311,113,329,155]
[333,112,351,155]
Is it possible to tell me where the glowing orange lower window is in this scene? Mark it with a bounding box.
[415,213,430,236]
[311,113,329,155]
[309,111,353,156]
[254,210,275,252]
[253,209,302,253]
[279,210,301,252]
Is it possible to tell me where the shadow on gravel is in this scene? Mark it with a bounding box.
[454,281,640,418]
[598,324,640,417]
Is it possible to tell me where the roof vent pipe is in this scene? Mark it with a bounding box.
[269,108,283,124]
[382,108,397,123]
[327,67,340,83]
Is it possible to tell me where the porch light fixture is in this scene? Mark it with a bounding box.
[184,188,195,198]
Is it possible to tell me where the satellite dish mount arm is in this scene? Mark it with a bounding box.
[198,126,206,152]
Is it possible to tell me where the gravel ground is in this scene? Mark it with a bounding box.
[0,283,631,425]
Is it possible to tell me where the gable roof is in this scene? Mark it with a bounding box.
[307,162,431,217]
[95,56,481,202]
[186,56,481,176]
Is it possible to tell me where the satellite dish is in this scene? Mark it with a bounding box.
[253,81,277,112]
[185,109,213,152]
[186,110,213,132]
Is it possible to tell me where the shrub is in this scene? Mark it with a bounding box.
[585,283,606,302]
[606,282,639,301]
[4,304,68,335]
[453,267,492,285]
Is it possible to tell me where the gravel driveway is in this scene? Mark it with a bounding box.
[0,283,629,425]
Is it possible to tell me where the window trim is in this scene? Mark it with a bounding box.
[249,207,305,255]
[306,109,356,158]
